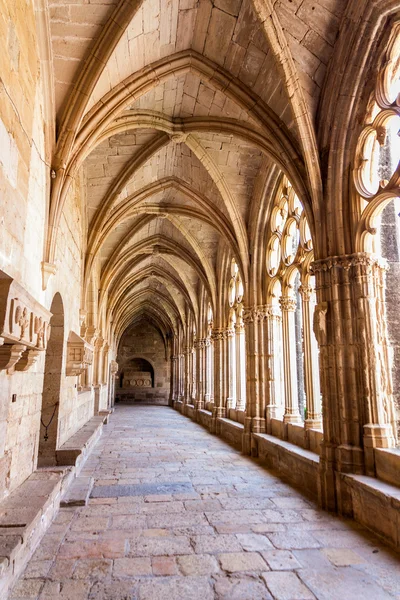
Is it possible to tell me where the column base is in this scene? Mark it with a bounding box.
[283,413,302,424]
[304,418,322,430]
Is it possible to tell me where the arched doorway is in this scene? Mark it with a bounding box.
[37,293,64,467]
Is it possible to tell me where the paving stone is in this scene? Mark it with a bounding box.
[262,571,315,599]
[298,567,394,600]
[152,556,178,575]
[219,551,268,572]
[138,576,214,600]
[268,531,321,550]
[192,534,243,554]
[236,533,274,551]
[114,557,152,577]
[72,558,113,579]
[177,553,219,575]
[213,575,273,599]
[322,547,365,566]
[262,549,302,570]
[91,482,193,498]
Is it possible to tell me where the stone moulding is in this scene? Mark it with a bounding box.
[66,331,94,376]
[0,274,51,373]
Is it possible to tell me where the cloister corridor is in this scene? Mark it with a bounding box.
[9,405,400,600]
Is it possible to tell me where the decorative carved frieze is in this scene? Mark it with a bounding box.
[0,274,52,372]
[66,331,94,376]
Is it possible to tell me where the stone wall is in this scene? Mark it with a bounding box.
[116,319,170,405]
[0,1,93,497]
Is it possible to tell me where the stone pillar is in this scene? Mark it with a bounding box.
[235,321,246,411]
[178,352,184,402]
[226,328,235,411]
[184,346,191,406]
[299,286,322,430]
[279,296,302,426]
[242,307,266,455]
[195,339,205,411]
[211,329,226,432]
[203,338,211,405]
[170,355,178,405]
[312,253,397,511]
[265,305,284,430]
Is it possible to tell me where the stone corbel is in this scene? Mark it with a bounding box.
[85,325,98,346]
[41,262,57,291]
[0,273,51,372]
[0,344,26,373]
[15,349,41,371]
[66,331,94,376]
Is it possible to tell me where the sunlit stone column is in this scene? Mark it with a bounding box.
[211,329,226,432]
[299,285,322,430]
[242,307,265,455]
[265,305,284,430]
[235,320,246,411]
[203,338,211,406]
[226,327,236,411]
[312,253,397,509]
[279,296,302,425]
[195,339,205,411]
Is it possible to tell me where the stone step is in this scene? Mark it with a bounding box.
[0,467,72,598]
[56,415,106,468]
[61,476,94,507]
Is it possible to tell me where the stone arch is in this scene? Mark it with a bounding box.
[38,293,64,467]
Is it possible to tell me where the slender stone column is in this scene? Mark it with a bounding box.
[265,305,284,430]
[312,253,397,510]
[195,339,205,411]
[178,353,184,402]
[299,286,322,430]
[279,296,302,426]
[170,355,178,405]
[235,321,246,411]
[183,346,191,405]
[210,329,226,432]
[242,307,266,455]
[204,338,211,405]
[226,328,235,410]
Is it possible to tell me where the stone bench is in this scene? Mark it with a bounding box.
[0,468,73,598]
[56,415,107,469]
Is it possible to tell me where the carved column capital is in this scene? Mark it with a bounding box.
[298,286,314,301]
[279,296,297,312]
[264,305,282,321]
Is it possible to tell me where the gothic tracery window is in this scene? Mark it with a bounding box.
[266,177,321,429]
[355,24,400,440]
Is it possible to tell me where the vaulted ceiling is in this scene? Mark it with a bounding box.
[46,0,348,343]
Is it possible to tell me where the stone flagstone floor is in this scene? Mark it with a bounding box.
[10,405,400,600]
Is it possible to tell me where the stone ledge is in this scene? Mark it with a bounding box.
[0,468,73,598]
[374,447,400,488]
[342,473,400,550]
[217,417,244,449]
[253,433,320,500]
[56,415,106,469]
